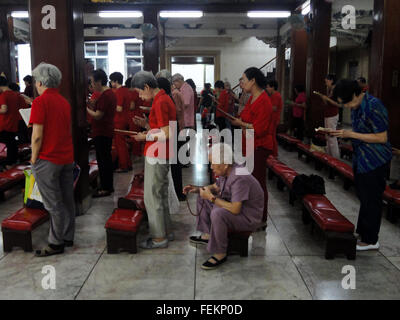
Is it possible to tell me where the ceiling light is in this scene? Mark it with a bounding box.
[247,11,291,18]
[301,1,311,15]
[98,11,143,18]
[11,11,29,18]
[159,11,203,18]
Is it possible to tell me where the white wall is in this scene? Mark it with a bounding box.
[17,44,32,92]
[167,37,276,85]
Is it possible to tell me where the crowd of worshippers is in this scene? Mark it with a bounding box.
[0,61,398,268]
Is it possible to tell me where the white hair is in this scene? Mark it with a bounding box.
[155,69,172,83]
[171,73,184,82]
[32,62,62,88]
[209,143,234,165]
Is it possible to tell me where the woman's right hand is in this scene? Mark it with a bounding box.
[183,185,199,195]
[133,116,148,129]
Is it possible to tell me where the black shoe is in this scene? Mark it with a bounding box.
[189,235,208,245]
[201,256,227,270]
[64,240,74,247]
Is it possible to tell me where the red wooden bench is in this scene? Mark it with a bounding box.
[383,186,400,224]
[266,156,299,205]
[2,207,49,252]
[105,209,143,254]
[0,164,31,201]
[276,133,301,151]
[339,142,353,160]
[117,172,145,211]
[302,194,356,260]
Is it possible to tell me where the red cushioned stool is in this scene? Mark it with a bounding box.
[105,209,143,254]
[302,194,356,260]
[2,208,49,252]
[384,186,400,224]
[227,230,252,257]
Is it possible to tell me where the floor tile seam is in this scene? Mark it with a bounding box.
[74,246,106,300]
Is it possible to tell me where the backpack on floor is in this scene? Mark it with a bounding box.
[292,174,326,197]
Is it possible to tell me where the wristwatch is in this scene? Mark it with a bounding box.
[211,196,217,203]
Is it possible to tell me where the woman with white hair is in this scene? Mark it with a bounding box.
[131,71,177,249]
[29,63,75,257]
[183,143,264,270]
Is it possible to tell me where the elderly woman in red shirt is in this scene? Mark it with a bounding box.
[131,71,177,249]
[29,63,75,257]
[230,67,274,228]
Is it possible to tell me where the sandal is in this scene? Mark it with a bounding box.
[35,245,64,257]
[93,189,112,198]
[201,255,227,270]
[115,168,129,173]
[189,235,209,245]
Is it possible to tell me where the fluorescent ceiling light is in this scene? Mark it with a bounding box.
[247,11,291,18]
[11,11,29,18]
[301,0,311,15]
[159,11,203,18]
[98,11,143,18]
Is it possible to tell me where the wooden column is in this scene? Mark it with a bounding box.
[289,29,308,100]
[159,19,166,71]
[305,0,332,137]
[143,7,159,74]
[0,8,16,82]
[29,0,90,215]
[369,0,400,147]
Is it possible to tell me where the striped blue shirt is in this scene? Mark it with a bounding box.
[351,93,392,174]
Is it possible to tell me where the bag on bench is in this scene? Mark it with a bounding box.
[292,174,326,197]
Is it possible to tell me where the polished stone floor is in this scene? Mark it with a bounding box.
[0,121,400,300]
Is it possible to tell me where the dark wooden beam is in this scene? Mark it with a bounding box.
[0,8,17,82]
[289,28,307,100]
[305,0,331,138]
[143,7,159,73]
[29,0,90,215]
[369,0,400,148]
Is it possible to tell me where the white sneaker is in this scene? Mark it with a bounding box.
[356,242,379,251]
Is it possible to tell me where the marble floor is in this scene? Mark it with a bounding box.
[1,121,400,300]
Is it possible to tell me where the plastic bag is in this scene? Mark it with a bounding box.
[168,168,180,214]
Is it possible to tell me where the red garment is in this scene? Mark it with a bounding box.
[240,91,274,151]
[215,90,229,118]
[144,89,176,160]
[29,88,74,165]
[0,90,22,132]
[292,92,306,118]
[91,89,116,138]
[128,90,146,157]
[269,91,283,157]
[87,91,101,126]
[324,90,338,118]
[114,87,132,169]
[201,107,209,119]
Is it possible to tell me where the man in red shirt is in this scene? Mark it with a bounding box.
[0,76,21,168]
[87,69,117,197]
[214,80,229,131]
[109,72,132,172]
[266,80,283,157]
[29,63,75,257]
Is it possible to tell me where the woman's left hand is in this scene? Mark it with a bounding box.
[133,132,147,141]
[200,186,214,201]
[329,129,353,139]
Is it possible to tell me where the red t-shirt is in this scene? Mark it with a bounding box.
[91,89,116,138]
[17,94,27,121]
[270,91,283,126]
[144,89,176,160]
[240,91,274,151]
[324,91,339,118]
[216,90,229,118]
[114,86,131,122]
[0,90,22,132]
[129,90,146,118]
[292,92,306,118]
[29,88,74,165]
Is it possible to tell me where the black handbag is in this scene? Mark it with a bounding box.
[292,174,326,196]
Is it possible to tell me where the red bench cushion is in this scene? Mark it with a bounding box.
[105,209,143,232]
[277,133,301,145]
[297,142,312,154]
[312,151,331,164]
[326,158,354,180]
[384,186,400,205]
[303,195,354,233]
[122,194,146,211]
[1,208,49,231]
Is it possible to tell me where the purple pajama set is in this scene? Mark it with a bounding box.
[196,164,264,253]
